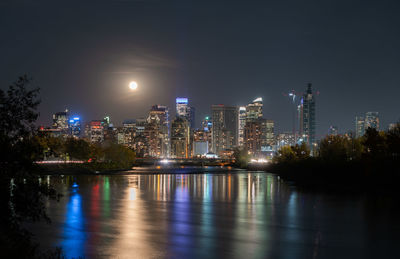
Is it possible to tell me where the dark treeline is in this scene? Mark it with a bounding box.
[268,126,400,192]
[36,135,136,172]
[0,76,67,258]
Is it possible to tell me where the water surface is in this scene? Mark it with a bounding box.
[31,168,400,258]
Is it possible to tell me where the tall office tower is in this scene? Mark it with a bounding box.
[355,116,365,138]
[264,119,275,150]
[244,120,262,155]
[246,97,263,121]
[299,83,316,148]
[176,97,195,128]
[238,106,246,146]
[52,109,69,134]
[170,117,190,158]
[365,112,379,130]
[244,118,275,155]
[119,119,136,147]
[102,116,117,143]
[88,120,104,143]
[134,118,149,157]
[328,125,338,136]
[211,105,238,155]
[176,97,188,117]
[146,105,170,157]
[68,116,81,137]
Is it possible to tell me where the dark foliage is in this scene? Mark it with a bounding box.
[269,126,400,193]
[0,76,63,258]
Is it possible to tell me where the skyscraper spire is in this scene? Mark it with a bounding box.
[300,83,316,149]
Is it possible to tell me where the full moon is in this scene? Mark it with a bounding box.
[129,81,138,90]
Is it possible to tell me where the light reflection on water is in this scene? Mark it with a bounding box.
[30,170,400,259]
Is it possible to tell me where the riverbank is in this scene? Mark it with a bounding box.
[261,159,400,194]
[38,163,245,175]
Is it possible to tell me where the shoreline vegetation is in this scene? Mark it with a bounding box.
[264,126,400,194]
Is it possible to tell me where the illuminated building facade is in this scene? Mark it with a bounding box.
[211,105,238,155]
[263,119,275,150]
[276,132,296,150]
[176,97,195,129]
[244,120,262,155]
[246,97,263,121]
[355,116,365,138]
[171,117,190,158]
[68,116,81,137]
[118,120,136,147]
[244,118,274,155]
[88,120,104,143]
[52,109,69,134]
[201,116,212,131]
[134,118,149,157]
[238,106,246,146]
[299,83,316,148]
[102,116,117,143]
[193,128,211,156]
[38,127,62,138]
[146,105,170,157]
[365,112,379,130]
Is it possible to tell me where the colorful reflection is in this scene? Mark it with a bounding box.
[44,172,349,258]
[61,188,86,258]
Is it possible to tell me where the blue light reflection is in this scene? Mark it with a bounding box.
[61,189,86,258]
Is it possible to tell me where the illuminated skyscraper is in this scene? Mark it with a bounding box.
[299,83,316,148]
[147,105,170,157]
[118,119,136,147]
[68,116,81,137]
[365,112,379,130]
[238,106,246,146]
[171,117,190,158]
[102,116,117,143]
[211,105,238,155]
[52,109,69,134]
[244,118,274,156]
[246,97,263,121]
[176,97,195,128]
[176,98,188,117]
[263,119,275,150]
[88,120,104,143]
[244,120,262,155]
[134,118,149,157]
[355,116,365,138]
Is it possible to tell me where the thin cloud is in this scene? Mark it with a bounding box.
[109,48,178,74]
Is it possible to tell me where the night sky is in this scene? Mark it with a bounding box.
[1,0,399,138]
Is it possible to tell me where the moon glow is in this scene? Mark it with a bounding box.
[129,81,138,90]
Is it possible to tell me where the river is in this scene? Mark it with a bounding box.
[29,167,400,258]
